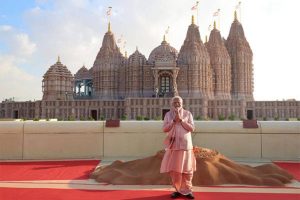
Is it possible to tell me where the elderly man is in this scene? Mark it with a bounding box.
[160,96,196,199]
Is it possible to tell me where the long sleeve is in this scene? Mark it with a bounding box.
[181,111,195,132]
[163,112,174,133]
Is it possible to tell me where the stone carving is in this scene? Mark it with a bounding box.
[42,57,74,101]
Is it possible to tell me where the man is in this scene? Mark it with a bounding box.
[160,96,196,199]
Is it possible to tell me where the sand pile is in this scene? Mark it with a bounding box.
[90,147,293,186]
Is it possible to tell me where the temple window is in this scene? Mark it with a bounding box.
[160,75,170,93]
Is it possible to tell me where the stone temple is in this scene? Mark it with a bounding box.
[0,13,299,120]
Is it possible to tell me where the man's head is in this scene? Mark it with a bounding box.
[171,96,183,109]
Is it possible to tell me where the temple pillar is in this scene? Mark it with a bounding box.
[172,68,179,96]
[153,69,159,92]
[202,99,208,119]
[41,101,46,119]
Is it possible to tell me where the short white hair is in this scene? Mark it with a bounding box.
[171,96,183,104]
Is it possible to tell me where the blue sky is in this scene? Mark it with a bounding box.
[0,0,33,51]
[0,0,299,101]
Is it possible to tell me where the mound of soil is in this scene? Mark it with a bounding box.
[90,147,293,186]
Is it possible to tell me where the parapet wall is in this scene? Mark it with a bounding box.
[0,121,299,160]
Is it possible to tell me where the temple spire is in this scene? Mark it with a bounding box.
[163,34,166,42]
[192,15,195,25]
[234,10,238,21]
[108,22,111,32]
[57,56,61,63]
[205,35,208,43]
[214,21,216,29]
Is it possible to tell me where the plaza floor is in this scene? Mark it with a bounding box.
[0,159,299,200]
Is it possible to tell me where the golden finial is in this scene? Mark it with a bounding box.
[163,35,166,42]
[214,21,216,29]
[57,56,60,63]
[234,10,237,21]
[108,22,111,32]
[192,15,195,24]
[125,51,128,58]
[205,35,208,43]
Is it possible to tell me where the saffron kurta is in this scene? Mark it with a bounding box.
[160,109,196,174]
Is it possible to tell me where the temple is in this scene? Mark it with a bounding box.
[0,12,299,120]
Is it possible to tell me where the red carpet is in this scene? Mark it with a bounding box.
[273,162,300,181]
[0,160,99,181]
[0,188,299,200]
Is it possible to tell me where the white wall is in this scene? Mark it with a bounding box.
[0,121,299,160]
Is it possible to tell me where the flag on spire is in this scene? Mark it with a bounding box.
[235,1,241,10]
[117,34,123,43]
[191,1,199,10]
[165,26,170,35]
[106,6,112,16]
[235,1,242,22]
[123,41,127,49]
[213,9,220,17]
[208,24,212,31]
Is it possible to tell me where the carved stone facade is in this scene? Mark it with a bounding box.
[92,24,125,100]
[42,57,74,101]
[206,22,231,100]
[0,13,299,120]
[226,12,254,100]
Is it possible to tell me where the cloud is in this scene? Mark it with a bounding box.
[0,25,12,31]
[23,0,106,73]
[0,25,39,101]
[0,25,36,57]
[0,55,41,101]
[15,33,36,56]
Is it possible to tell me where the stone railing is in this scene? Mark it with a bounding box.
[0,121,299,160]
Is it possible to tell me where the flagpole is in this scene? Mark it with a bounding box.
[218,9,220,29]
[240,2,242,22]
[196,1,199,25]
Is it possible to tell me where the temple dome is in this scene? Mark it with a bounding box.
[148,40,178,65]
[42,57,74,101]
[128,49,147,64]
[44,59,73,78]
[75,65,92,79]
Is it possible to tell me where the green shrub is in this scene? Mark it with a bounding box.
[99,116,105,120]
[195,116,203,120]
[136,115,144,120]
[204,117,210,121]
[121,115,127,120]
[88,116,95,121]
[33,118,39,121]
[80,116,86,121]
[263,117,267,121]
[274,116,279,121]
[218,115,225,121]
[144,117,150,120]
[228,114,235,121]
[154,116,162,120]
[67,116,75,121]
